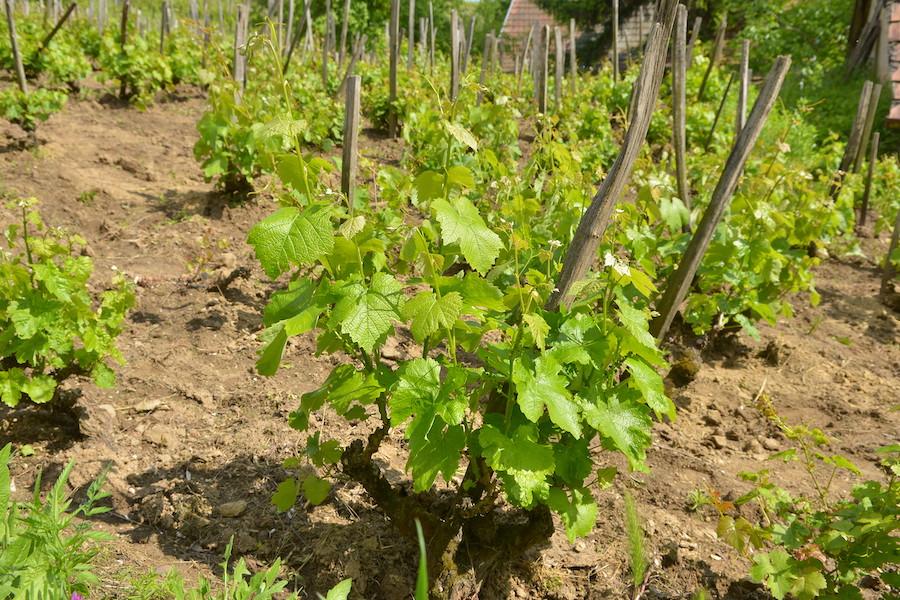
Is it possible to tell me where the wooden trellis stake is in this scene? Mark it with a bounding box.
[830,80,874,199]
[650,56,792,340]
[463,15,475,73]
[118,0,130,101]
[569,18,576,94]
[450,9,460,100]
[697,13,726,101]
[703,71,735,151]
[389,0,400,136]
[159,0,167,53]
[554,26,563,108]
[406,0,414,69]
[685,15,701,67]
[428,2,434,75]
[612,0,619,83]
[4,0,28,101]
[337,33,367,97]
[477,32,492,106]
[859,131,879,229]
[546,0,678,313]
[535,25,549,113]
[342,75,361,202]
[672,4,690,217]
[735,39,749,141]
[854,82,882,174]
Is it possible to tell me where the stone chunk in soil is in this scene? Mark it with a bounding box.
[217,500,248,517]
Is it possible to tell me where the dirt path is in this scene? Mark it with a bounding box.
[0,92,897,600]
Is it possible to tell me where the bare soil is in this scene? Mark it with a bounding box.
[0,87,897,600]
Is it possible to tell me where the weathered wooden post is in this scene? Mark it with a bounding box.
[859,131,879,229]
[428,1,434,75]
[159,0,167,54]
[463,14,475,73]
[337,0,349,64]
[342,75,361,204]
[830,80,874,199]
[686,15,701,67]
[406,0,415,70]
[477,32,492,106]
[735,39,750,141]
[233,3,248,93]
[612,0,619,83]
[854,82,882,174]
[546,0,679,313]
[569,18,576,94]
[672,4,690,216]
[35,1,76,54]
[704,71,735,151]
[535,25,549,113]
[389,0,400,135]
[651,56,792,340]
[4,0,28,101]
[450,9,460,100]
[118,0,129,101]
[554,26,563,108]
[697,13,726,101]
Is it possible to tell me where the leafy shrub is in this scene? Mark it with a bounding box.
[1,198,135,407]
[712,395,900,600]
[0,88,67,136]
[0,443,113,599]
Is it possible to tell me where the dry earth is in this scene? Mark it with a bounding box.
[0,85,897,600]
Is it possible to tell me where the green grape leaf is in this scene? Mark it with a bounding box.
[615,298,657,352]
[432,197,501,275]
[522,313,550,350]
[583,390,651,472]
[749,550,793,599]
[22,373,57,403]
[324,579,353,600]
[271,478,298,512]
[302,474,331,505]
[333,272,405,352]
[258,114,308,142]
[339,215,366,239]
[547,487,598,541]
[402,291,462,342]
[413,170,444,204]
[248,205,334,279]
[624,357,675,420]
[390,357,441,425]
[479,424,555,474]
[439,272,505,314]
[513,355,581,437]
[275,154,309,191]
[407,417,465,492]
[446,123,478,152]
[446,165,475,189]
[263,278,323,327]
[300,364,384,424]
[0,369,27,407]
[91,364,116,389]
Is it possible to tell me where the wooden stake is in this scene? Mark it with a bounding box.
[650,56,792,340]
[160,0,167,54]
[859,131,879,228]
[535,25,549,113]
[612,0,619,83]
[118,0,129,101]
[450,9,460,101]
[697,13,726,101]
[388,0,399,136]
[4,0,28,98]
[338,33,366,95]
[342,75,361,202]
[476,32,491,106]
[569,18,576,94]
[463,14,475,73]
[686,15,701,68]
[735,39,749,141]
[672,4,690,217]
[546,0,678,313]
[854,82,882,174]
[35,1,76,54]
[285,0,294,58]
[830,80,874,198]
[554,26,563,109]
[704,71,735,151]
[428,1,434,75]
[233,3,248,93]
[406,0,414,69]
